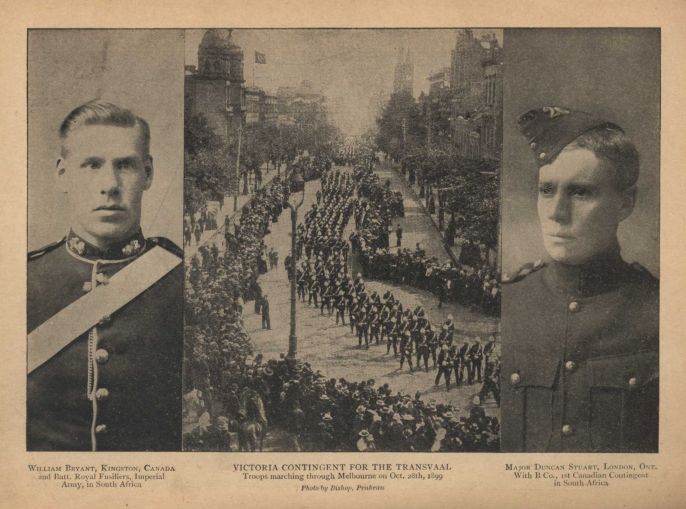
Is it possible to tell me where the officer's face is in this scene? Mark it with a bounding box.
[58,125,153,248]
[537,147,634,265]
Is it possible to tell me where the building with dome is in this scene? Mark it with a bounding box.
[185,29,245,144]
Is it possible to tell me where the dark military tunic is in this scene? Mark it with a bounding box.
[27,230,183,451]
[501,251,658,452]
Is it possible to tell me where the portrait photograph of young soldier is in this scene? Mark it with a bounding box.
[27,30,185,451]
[500,29,660,452]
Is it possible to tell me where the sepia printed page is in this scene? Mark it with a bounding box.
[1,1,685,508]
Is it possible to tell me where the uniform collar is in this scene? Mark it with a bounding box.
[66,228,146,261]
[543,244,629,298]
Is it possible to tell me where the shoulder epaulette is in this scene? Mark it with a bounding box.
[28,237,66,261]
[501,259,545,284]
[148,237,184,258]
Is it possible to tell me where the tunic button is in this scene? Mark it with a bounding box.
[530,142,537,149]
[564,360,577,372]
[568,301,580,312]
[561,424,573,436]
[95,388,109,401]
[628,377,638,388]
[95,348,109,364]
[82,281,92,292]
[95,424,108,434]
[510,373,521,386]
[539,152,547,160]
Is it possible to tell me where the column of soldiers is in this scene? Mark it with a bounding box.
[291,166,496,391]
[184,160,501,452]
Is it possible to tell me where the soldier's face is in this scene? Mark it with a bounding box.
[537,147,634,265]
[58,125,153,248]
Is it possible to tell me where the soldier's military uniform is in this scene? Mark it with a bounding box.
[434,347,453,390]
[27,229,183,451]
[356,310,369,348]
[386,318,399,356]
[334,290,346,325]
[500,107,659,453]
[399,332,414,372]
[296,268,307,302]
[501,255,659,452]
[308,279,319,306]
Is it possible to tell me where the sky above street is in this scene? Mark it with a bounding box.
[186,29,502,137]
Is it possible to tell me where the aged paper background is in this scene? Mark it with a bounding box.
[2,1,685,508]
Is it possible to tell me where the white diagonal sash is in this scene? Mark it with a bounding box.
[28,246,182,374]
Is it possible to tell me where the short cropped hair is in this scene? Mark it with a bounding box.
[59,100,150,157]
[564,125,639,190]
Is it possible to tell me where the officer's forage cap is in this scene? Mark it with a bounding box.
[517,106,623,167]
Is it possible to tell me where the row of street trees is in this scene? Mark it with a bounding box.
[374,91,500,250]
[184,103,343,215]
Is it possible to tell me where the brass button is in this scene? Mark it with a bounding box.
[539,152,547,160]
[530,142,537,149]
[82,282,92,292]
[628,377,638,388]
[561,424,573,436]
[95,273,109,285]
[94,349,109,364]
[564,360,577,372]
[95,424,108,434]
[510,373,521,386]
[95,388,109,401]
[568,301,580,313]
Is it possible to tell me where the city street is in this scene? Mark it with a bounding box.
[182,29,503,452]
[244,166,498,416]
[184,163,282,260]
[372,160,452,263]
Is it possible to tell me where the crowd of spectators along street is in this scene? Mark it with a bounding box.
[183,163,499,452]
[186,355,500,452]
[294,168,500,384]
[184,205,219,247]
[349,165,501,316]
[184,176,290,403]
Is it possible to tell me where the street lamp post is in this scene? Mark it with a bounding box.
[233,111,244,211]
[285,176,305,361]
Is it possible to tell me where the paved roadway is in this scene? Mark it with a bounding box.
[245,165,499,416]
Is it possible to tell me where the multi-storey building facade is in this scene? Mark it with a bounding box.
[276,81,327,126]
[185,29,245,144]
[449,30,503,162]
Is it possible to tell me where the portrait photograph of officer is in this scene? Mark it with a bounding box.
[500,29,659,452]
[27,30,185,451]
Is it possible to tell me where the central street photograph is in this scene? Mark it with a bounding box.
[182,28,502,452]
